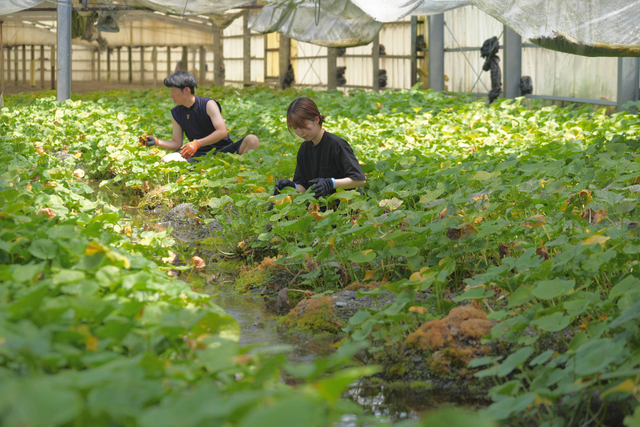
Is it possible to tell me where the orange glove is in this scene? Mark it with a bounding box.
[180,139,201,158]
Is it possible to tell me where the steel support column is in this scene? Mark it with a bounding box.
[617,57,640,111]
[117,47,121,82]
[243,14,250,86]
[199,46,205,85]
[327,47,337,90]
[40,45,45,88]
[428,14,444,91]
[153,46,158,87]
[128,46,132,83]
[0,21,4,95]
[372,35,380,92]
[57,0,72,101]
[410,16,417,87]
[140,46,145,84]
[503,25,522,99]
[279,35,290,89]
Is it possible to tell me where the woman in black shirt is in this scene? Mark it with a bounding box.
[274,97,366,198]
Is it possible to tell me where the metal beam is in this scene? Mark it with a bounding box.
[503,25,522,99]
[279,35,291,89]
[0,21,4,95]
[57,0,71,101]
[410,16,417,87]
[199,46,205,85]
[617,57,640,111]
[428,13,444,91]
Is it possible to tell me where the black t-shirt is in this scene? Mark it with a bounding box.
[292,131,365,194]
[171,96,233,157]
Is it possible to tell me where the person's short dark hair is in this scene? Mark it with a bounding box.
[164,70,197,95]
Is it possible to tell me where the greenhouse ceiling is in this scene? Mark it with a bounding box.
[2,0,640,55]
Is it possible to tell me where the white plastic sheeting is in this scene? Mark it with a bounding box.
[0,0,44,15]
[249,0,383,47]
[126,0,252,15]
[470,0,640,56]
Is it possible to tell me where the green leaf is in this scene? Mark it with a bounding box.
[28,238,57,259]
[531,312,571,332]
[11,262,46,283]
[610,275,640,300]
[348,250,376,263]
[498,346,534,377]
[575,339,623,376]
[531,279,575,300]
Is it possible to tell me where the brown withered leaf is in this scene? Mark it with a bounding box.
[498,243,509,259]
[460,224,477,238]
[37,208,56,219]
[536,246,549,260]
[522,214,546,229]
[446,227,461,241]
[191,256,206,269]
[580,208,607,225]
[142,181,150,191]
[438,208,447,220]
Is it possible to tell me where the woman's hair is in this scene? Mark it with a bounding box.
[164,70,197,95]
[286,97,326,132]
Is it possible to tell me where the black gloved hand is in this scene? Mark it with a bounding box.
[309,178,334,198]
[274,179,296,195]
[139,135,158,147]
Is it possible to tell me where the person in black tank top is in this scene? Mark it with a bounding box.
[140,71,259,163]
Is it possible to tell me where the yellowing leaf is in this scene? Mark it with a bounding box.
[236,176,245,183]
[409,306,427,314]
[85,241,105,256]
[601,378,637,398]
[73,169,85,179]
[582,235,610,249]
[265,175,274,183]
[378,198,403,210]
[191,256,206,269]
[363,270,375,281]
[86,336,99,351]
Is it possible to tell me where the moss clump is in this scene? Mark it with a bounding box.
[214,258,243,276]
[284,296,343,333]
[344,281,382,291]
[233,257,280,293]
[405,305,495,380]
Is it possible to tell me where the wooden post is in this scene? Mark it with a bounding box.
[167,46,171,75]
[212,23,223,86]
[30,45,35,87]
[243,14,250,86]
[372,35,380,92]
[263,34,267,84]
[107,47,112,82]
[97,49,101,81]
[40,45,45,89]
[50,45,55,90]
[278,35,290,89]
[152,46,157,88]
[327,47,337,91]
[199,46,205,85]
[140,46,145,84]
[128,46,132,83]
[22,45,26,85]
[117,47,121,82]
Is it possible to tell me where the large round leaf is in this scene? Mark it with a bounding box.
[28,238,57,259]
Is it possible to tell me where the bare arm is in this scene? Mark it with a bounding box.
[196,100,229,147]
[335,177,366,189]
[155,116,184,151]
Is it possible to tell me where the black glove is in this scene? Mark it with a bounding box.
[274,179,296,195]
[139,135,158,147]
[309,178,334,198]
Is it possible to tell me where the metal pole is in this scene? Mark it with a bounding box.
[263,34,267,84]
[372,35,380,92]
[279,35,291,89]
[22,45,26,86]
[243,14,250,86]
[212,24,223,85]
[30,45,35,87]
[107,47,112,82]
[181,45,189,72]
[117,46,121,82]
[327,47,337,90]
[128,46,132,83]
[140,46,145,84]
[14,45,18,86]
[617,57,640,111]
[0,21,3,95]
[503,25,522,99]
[57,0,72,101]
[97,49,101,81]
[153,46,157,87]
[166,45,171,75]
[199,46,205,85]
[50,45,55,90]
[410,16,417,87]
[91,49,95,81]
[428,14,444,91]
[40,45,45,89]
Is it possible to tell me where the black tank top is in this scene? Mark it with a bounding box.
[171,97,233,156]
